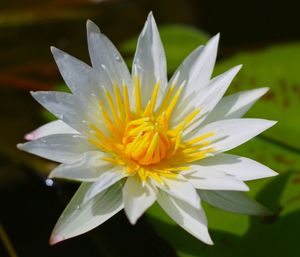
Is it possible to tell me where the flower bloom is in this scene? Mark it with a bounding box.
[18,13,277,245]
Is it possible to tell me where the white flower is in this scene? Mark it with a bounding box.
[18,12,277,245]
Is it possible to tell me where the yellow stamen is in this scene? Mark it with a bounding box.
[98,101,121,137]
[185,132,215,145]
[143,101,152,117]
[127,117,150,126]
[123,83,132,122]
[165,86,183,120]
[134,75,142,115]
[173,131,182,154]
[182,141,211,154]
[104,89,121,127]
[157,84,175,114]
[150,82,159,114]
[140,133,159,165]
[114,83,124,121]
[178,109,201,130]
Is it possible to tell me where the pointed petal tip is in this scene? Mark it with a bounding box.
[147,11,154,19]
[16,143,23,150]
[50,46,56,53]
[264,170,278,180]
[201,33,220,58]
[49,234,64,245]
[209,33,220,45]
[232,64,242,73]
[86,19,100,34]
[128,217,138,225]
[237,64,243,69]
[267,120,278,128]
[223,64,242,77]
[146,11,157,28]
[24,133,35,141]
[260,87,270,93]
[50,46,63,57]
[233,64,243,75]
[189,222,214,245]
[30,91,40,97]
[270,170,279,177]
[214,32,220,40]
[206,239,214,245]
[124,208,140,225]
[248,87,269,98]
[201,234,214,245]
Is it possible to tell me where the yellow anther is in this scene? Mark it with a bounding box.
[165,86,183,120]
[113,83,124,120]
[123,83,132,122]
[185,132,214,145]
[158,84,175,114]
[134,75,142,115]
[150,82,159,114]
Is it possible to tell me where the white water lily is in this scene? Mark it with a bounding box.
[18,13,277,245]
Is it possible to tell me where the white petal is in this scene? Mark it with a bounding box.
[198,190,272,216]
[186,118,276,152]
[169,45,204,86]
[157,190,213,245]
[203,87,269,125]
[25,120,78,140]
[170,33,219,92]
[132,12,167,107]
[49,151,118,181]
[83,169,127,203]
[50,182,123,245]
[197,153,277,181]
[31,91,86,133]
[17,134,94,163]
[123,176,157,224]
[86,20,131,90]
[180,65,242,130]
[183,165,249,191]
[156,175,200,209]
[51,47,96,96]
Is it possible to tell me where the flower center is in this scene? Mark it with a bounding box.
[122,117,170,165]
[88,78,215,182]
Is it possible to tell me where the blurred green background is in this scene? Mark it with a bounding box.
[1,0,300,257]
